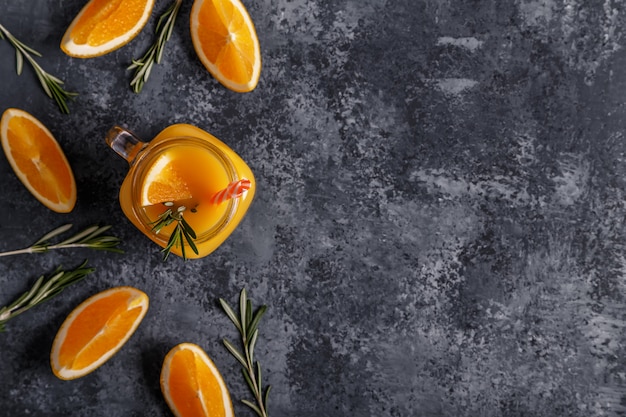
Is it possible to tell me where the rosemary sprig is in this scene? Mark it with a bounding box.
[0,224,122,257]
[0,23,77,114]
[151,204,198,261]
[0,261,94,332]
[128,0,182,93]
[219,289,271,417]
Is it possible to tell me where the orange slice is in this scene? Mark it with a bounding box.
[50,286,149,380]
[190,0,262,92]
[161,343,234,417]
[0,108,77,213]
[140,153,193,206]
[61,0,156,58]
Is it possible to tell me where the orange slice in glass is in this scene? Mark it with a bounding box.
[50,286,149,380]
[161,343,234,417]
[0,108,77,213]
[190,0,262,92]
[61,0,156,58]
[140,153,193,206]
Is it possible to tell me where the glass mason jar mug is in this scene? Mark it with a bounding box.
[105,123,255,259]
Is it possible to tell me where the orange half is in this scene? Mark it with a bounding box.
[161,343,234,417]
[50,286,149,380]
[190,0,262,92]
[0,108,77,213]
[61,0,156,58]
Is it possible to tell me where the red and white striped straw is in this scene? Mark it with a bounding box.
[210,178,251,205]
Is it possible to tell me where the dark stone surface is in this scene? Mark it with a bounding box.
[1,0,625,416]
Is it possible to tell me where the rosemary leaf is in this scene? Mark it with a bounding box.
[239,289,248,338]
[32,224,73,246]
[257,361,264,391]
[248,305,267,337]
[263,386,271,409]
[242,400,263,417]
[219,298,243,333]
[151,204,199,261]
[56,225,101,245]
[223,338,247,367]
[249,329,258,364]
[0,261,94,332]
[0,224,122,258]
[241,369,256,397]
[220,289,271,417]
[16,49,23,74]
[179,229,186,260]
[0,23,77,113]
[181,229,197,255]
[246,299,253,328]
[180,216,196,239]
[128,0,182,93]
[10,277,43,307]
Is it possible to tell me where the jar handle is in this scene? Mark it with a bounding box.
[105,126,146,164]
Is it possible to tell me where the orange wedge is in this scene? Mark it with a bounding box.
[0,108,77,213]
[140,153,193,206]
[190,0,262,92]
[61,0,156,58]
[161,343,234,417]
[50,286,149,380]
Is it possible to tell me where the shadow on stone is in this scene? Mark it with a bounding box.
[141,342,171,408]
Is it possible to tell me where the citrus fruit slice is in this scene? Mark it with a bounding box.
[140,153,193,206]
[0,108,77,213]
[61,0,156,58]
[50,286,149,380]
[161,343,234,417]
[190,0,262,92]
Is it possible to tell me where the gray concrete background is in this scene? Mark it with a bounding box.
[0,0,625,416]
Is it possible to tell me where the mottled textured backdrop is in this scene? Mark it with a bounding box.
[0,0,625,416]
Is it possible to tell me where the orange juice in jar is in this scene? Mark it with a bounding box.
[106,124,255,259]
